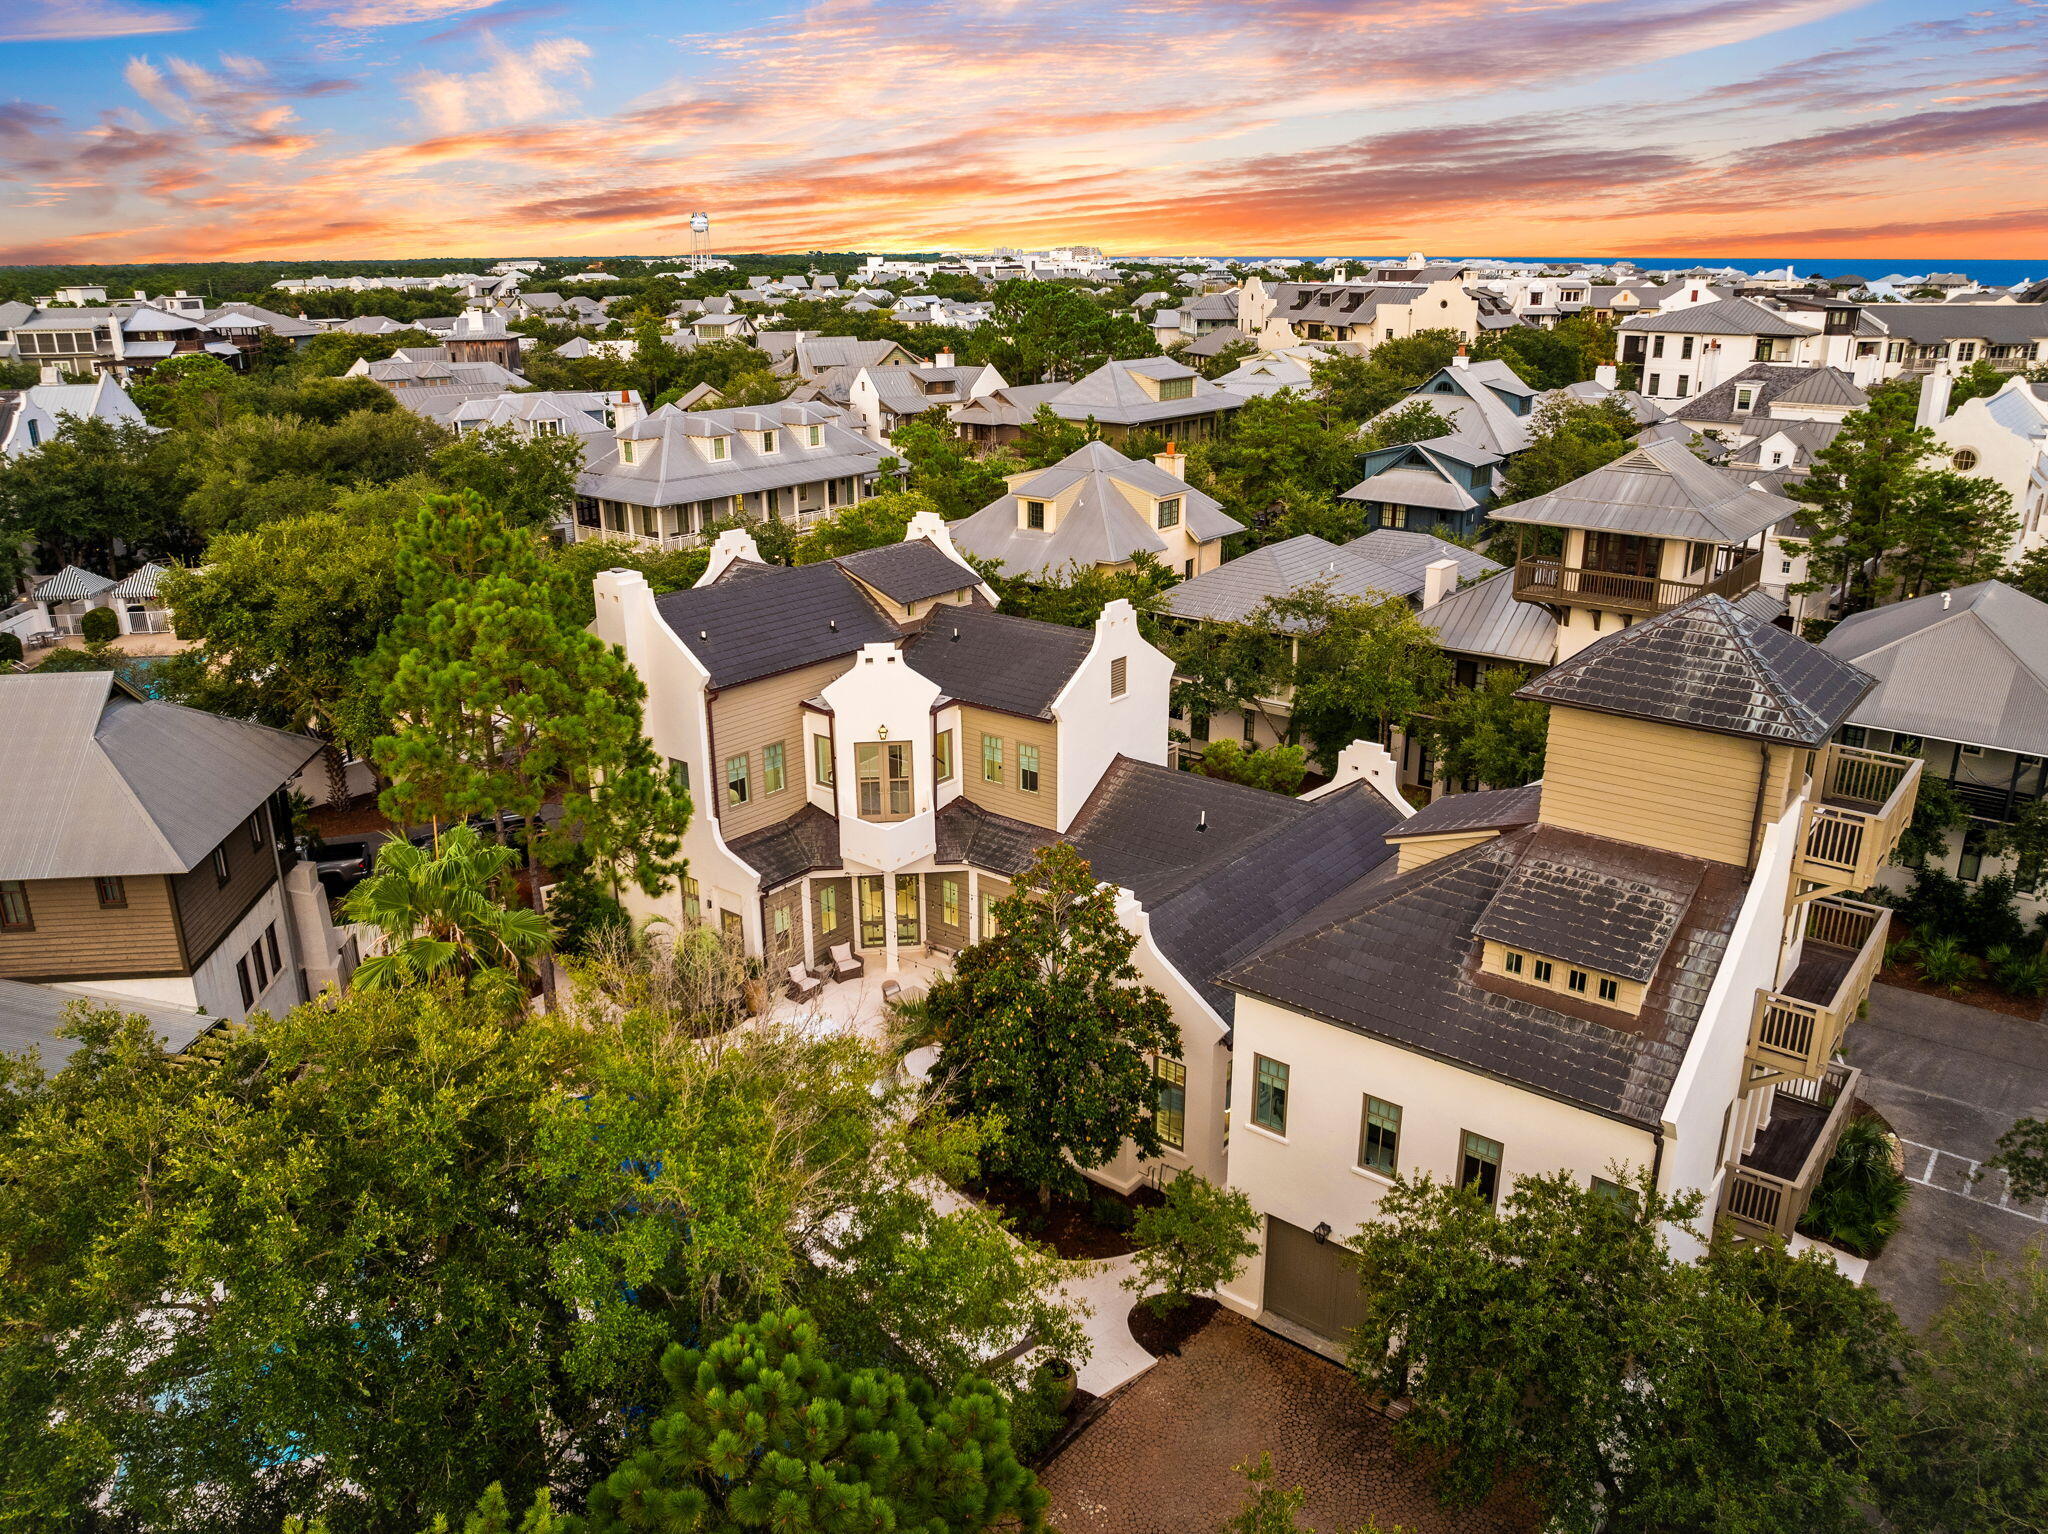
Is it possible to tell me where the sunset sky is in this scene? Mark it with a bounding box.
[1,0,2044,264]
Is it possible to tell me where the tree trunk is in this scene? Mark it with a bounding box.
[323,741,350,809]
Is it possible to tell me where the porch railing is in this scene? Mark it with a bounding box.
[1510,550,1763,616]
[1748,896,1889,1084]
[1797,744,1923,892]
[1719,1061,1860,1241]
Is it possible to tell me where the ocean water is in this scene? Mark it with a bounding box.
[1212,257,2043,285]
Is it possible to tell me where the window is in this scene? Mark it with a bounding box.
[763,742,787,796]
[251,935,269,990]
[979,890,999,937]
[683,874,700,905]
[939,875,961,927]
[95,876,127,909]
[249,812,266,850]
[1646,373,1661,395]
[620,441,638,466]
[857,742,912,818]
[1958,826,1986,882]
[213,845,230,884]
[1190,712,1210,742]
[982,733,1003,783]
[1184,559,1195,578]
[1651,335,1666,359]
[1781,559,1794,575]
[1157,375,1195,401]
[1360,1096,1402,1176]
[1893,735,1924,757]
[1679,335,1694,360]
[896,873,920,943]
[813,734,834,786]
[858,876,886,947]
[1018,743,1040,793]
[1251,1055,1290,1135]
[1568,968,1589,994]
[1156,496,1182,529]
[1024,499,1046,530]
[819,882,839,929]
[1838,725,1867,749]
[772,905,792,953]
[1953,449,1979,472]
[1674,375,1690,398]
[667,757,690,794]
[726,753,750,806]
[1734,386,1756,411]
[934,729,954,783]
[1382,505,1408,529]
[236,957,254,1010]
[1154,1058,1187,1150]
[0,881,32,931]
[1598,976,1620,1003]
[1532,959,1553,984]
[761,430,777,453]
[1460,1131,1503,1206]
[710,437,728,460]
[806,424,822,447]
[1503,950,1524,975]
[1591,1176,1630,1206]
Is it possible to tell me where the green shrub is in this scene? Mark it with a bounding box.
[0,632,20,664]
[1987,944,2048,999]
[78,605,119,643]
[1916,933,1981,994]
[1124,1172,1260,1315]
[1962,873,2030,954]
[1005,1362,1074,1464]
[1089,1190,1135,1232]
[1799,1115,1909,1258]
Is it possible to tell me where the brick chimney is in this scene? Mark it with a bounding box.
[1154,441,1186,480]
[611,388,644,431]
[1452,345,1469,369]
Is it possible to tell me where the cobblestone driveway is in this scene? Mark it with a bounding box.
[1041,1309,1532,1534]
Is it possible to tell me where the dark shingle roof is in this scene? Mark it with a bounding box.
[903,604,1092,719]
[726,803,841,888]
[1516,594,1872,746]
[1221,827,1749,1127]
[1068,758,1404,1020]
[1471,828,1703,982]
[934,797,1059,877]
[654,562,896,690]
[833,539,980,604]
[1388,782,1542,839]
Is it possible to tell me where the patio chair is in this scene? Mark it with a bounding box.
[786,964,824,1003]
[827,943,863,981]
[881,978,903,1007]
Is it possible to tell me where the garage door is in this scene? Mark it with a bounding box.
[1263,1217,1368,1341]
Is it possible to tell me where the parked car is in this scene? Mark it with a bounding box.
[307,836,375,898]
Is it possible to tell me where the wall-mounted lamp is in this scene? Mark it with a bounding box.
[1312,1221,1332,1245]
[876,724,889,739]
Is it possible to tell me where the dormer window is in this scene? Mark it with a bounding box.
[806,425,823,447]
[534,419,561,436]
[1157,375,1194,402]
[620,440,638,464]
[1734,386,1756,412]
[1157,497,1182,529]
[1024,499,1046,530]
[760,430,777,453]
[709,437,729,461]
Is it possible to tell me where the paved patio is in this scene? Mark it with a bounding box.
[751,951,948,1046]
[1042,1309,1533,1534]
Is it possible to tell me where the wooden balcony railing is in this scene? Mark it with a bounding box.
[1510,550,1764,616]
[1719,1061,1860,1242]
[1747,896,1889,1085]
[1796,744,1923,892]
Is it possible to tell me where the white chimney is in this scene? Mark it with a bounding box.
[1594,363,1618,389]
[1333,265,1349,283]
[1452,345,1469,369]
[38,364,61,386]
[1155,441,1186,480]
[935,348,955,368]
[696,527,763,586]
[612,388,644,431]
[1422,557,1459,609]
[1916,368,1954,429]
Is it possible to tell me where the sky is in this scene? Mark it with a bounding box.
[0,0,2045,264]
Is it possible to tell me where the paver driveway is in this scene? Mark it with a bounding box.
[1853,982,2048,1330]
[1041,1309,1532,1534]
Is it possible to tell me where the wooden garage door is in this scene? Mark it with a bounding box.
[1263,1217,1367,1341]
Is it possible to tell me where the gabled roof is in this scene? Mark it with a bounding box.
[1420,567,1559,665]
[1388,781,1542,840]
[1818,580,2048,756]
[1483,438,1799,543]
[654,560,897,690]
[1618,297,1814,338]
[1771,368,1867,409]
[833,538,982,604]
[0,673,320,879]
[1517,593,1873,746]
[902,603,1092,719]
[1046,358,1244,426]
[1674,363,1862,429]
[107,562,170,600]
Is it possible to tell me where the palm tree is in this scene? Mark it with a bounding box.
[343,825,551,1006]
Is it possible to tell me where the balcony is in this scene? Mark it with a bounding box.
[1719,1061,1860,1242]
[1795,743,1923,892]
[1510,550,1763,616]
[1747,896,1889,1085]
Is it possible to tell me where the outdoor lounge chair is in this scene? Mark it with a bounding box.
[827,943,863,980]
[786,964,824,1002]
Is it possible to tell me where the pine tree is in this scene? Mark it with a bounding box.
[582,1308,1047,1532]
[926,844,1178,1204]
[1784,383,1931,613]
[369,492,689,901]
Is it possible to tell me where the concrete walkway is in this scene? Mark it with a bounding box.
[1059,1252,1155,1395]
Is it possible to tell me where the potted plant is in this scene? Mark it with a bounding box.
[1036,1355,1075,1411]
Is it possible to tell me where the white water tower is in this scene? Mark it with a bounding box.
[689,211,711,269]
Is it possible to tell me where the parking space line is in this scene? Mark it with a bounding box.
[1899,1139,2048,1224]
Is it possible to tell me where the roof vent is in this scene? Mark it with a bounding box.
[1197,809,1208,833]
[699,630,708,640]
[829,618,838,630]
[951,626,960,641]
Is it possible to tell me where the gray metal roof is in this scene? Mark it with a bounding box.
[1675,364,1861,429]
[1347,463,1479,512]
[950,441,1243,582]
[1221,825,1748,1127]
[1046,358,1245,427]
[1420,569,1559,665]
[0,979,215,1070]
[580,402,883,509]
[1819,580,2048,756]
[1618,298,1814,338]
[1484,438,1798,543]
[1518,593,1873,747]
[903,604,1092,719]
[1869,304,2048,345]
[0,673,321,879]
